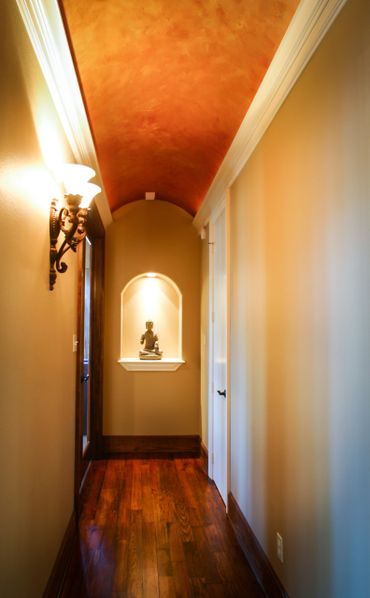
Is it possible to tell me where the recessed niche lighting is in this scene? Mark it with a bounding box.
[146,272,156,278]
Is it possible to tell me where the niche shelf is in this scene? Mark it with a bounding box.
[118,358,184,372]
[118,272,184,372]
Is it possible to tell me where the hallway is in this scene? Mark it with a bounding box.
[61,458,264,597]
[2,1,370,596]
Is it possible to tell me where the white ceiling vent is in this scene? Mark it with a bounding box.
[145,192,155,200]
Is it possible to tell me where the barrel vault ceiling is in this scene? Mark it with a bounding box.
[60,0,299,216]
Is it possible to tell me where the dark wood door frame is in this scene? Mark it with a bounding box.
[74,202,105,509]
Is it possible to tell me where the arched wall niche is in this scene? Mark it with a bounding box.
[118,272,184,371]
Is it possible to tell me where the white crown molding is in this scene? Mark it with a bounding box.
[193,0,348,231]
[16,0,112,228]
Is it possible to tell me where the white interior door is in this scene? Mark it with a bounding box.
[212,205,228,504]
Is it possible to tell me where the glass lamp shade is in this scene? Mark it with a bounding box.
[56,163,101,208]
[55,162,94,190]
[77,182,101,208]
[60,163,95,189]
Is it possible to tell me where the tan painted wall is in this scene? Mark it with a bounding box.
[104,200,201,435]
[0,3,77,596]
[229,0,370,596]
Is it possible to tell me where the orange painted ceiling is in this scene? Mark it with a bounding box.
[60,0,299,216]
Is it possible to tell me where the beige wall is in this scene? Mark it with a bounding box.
[229,0,370,596]
[104,200,201,435]
[0,2,77,596]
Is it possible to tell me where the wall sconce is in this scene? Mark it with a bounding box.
[49,163,101,290]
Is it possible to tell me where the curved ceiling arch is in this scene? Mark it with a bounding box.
[60,0,299,216]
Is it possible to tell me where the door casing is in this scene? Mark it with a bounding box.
[74,205,105,508]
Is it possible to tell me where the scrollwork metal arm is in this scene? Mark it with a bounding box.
[49,194,89,290]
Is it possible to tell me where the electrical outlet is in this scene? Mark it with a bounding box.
[276,532,284,563]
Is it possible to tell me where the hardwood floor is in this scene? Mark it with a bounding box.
[61,458,265,597]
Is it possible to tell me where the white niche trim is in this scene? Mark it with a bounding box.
[119,272,184,371]
[118,358,185,372]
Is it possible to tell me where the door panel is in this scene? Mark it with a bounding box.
[82,237,92,455]
[213,206,228,504]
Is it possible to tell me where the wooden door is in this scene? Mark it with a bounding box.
[75,207,104,505]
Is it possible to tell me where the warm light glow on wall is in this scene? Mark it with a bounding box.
[36,112,66,171]
[137,277,163,322]
[3,165,59,214]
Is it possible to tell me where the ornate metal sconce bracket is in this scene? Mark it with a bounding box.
[48,163,100,290]
[49,195,88,290]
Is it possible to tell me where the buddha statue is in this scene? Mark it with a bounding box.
[139,321,163,360]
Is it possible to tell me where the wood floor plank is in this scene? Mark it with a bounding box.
[63,458,264,597]
[174,461,202,526]
[83,526,116,597]
[187,525,222,584]
[158,575,177,598]
[172,560,192,598]
[182,541,202,579]
[142,521,159,597]
[79,460,106,522]
[127,509,144,597]
[203,523,226,552]
[112,536,129,595]
[155,519,169,551]
[168,521,186,563]
[117,460,133,530]
[157,546,173,577]
[142,462,156,524]
[131,460,143,511]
